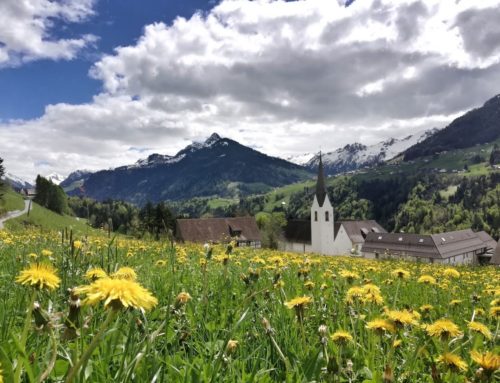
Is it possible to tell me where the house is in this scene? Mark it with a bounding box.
[279,154,386,255]
[362,229,497,265]
[20,188,36,197]
[491,242,500,266]
[176,216,261,248]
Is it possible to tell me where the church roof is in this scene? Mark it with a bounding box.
[315,153,328,207]
[335,220,387,244]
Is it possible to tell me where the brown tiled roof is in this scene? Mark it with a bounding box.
[336,220,387,244]
[283,220,311,243]
[176,217,261,243]
[363,229,490,259]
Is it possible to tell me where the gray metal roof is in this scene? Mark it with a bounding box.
[363,229,490,259]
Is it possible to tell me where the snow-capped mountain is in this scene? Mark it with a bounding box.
[2,172,33,190]
[68,133,310,204]
[302,128,439,175]
[45,173,65,185]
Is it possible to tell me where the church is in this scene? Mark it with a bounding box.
[280,155,386,256]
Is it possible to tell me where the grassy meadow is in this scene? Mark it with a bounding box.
[0,229,498,382]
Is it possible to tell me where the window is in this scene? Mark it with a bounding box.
[325,211,329,221]
[314,211,318,221]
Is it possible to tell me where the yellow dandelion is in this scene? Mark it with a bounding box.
[28,252,38,259]
[16,263,60,290]
[176,291,191,305]
[391,268,410,279]
[73,240,83,250]
[393,339,402,348]
[420,304,433,313]
[417,275,436,285]
[75,278,158,311]
[490,306,500,318]
[467,321,492,339]
[284,296,313,309]
[443,268,460,278]
[85,267,107,281]
[470,351,500,372]
[449,299,462,307]
[226,339,239,354]
[426,319,462,339]
[155,260,167,267]
[304,281,315,290]
[386,309,418,327]
[475,308,485,317]
[366,319,395,334]
[339,270,359,282]
[41,249,53,257]
[331,330,353,345]
[111,267,137,280]
[436,352,467,372]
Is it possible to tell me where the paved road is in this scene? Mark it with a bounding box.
[0,199,30,229]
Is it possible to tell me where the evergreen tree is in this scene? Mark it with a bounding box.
[0,157,5,200]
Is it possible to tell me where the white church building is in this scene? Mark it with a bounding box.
[280,155,386,256]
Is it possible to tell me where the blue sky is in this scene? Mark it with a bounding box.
[1,0,499,181]
[0,0,214,120]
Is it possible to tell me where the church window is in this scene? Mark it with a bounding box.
[325,211,329,221]
[314,211,318,221]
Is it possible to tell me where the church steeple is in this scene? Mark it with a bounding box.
[315,152,327,207]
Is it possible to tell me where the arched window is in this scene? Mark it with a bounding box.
[314,211,318,221]
[325,211,329,221]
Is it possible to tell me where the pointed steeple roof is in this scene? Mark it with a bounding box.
[315,152,327,207]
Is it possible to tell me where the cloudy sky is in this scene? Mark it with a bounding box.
[1,0,500,181]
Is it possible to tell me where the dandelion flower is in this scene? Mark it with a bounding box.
[417,275,436,285]
[426,319,462,340]
[490,306,500,318]
[420,304,433,313]
[386,309,418,327]
[73,240,83,250]
[436,352,467,372]
[443,268,460,278]
[391,268,410,279]
[449,299,462,307]
[41,249,53,257]
[284,296,313,309]
[467,321,492,339]
[176,291,191,305]
[85,267,107,281]
[304,281,315,290]
[155,260,166,267]
[16,263,60,290]
[331,330,353,345]
[226,339,239,354]
[76,278,158,311]
[366,319,395,334]
[111,267,137,281]
[470,351,500,372]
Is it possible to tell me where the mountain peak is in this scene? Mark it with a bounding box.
[205,132,222,145]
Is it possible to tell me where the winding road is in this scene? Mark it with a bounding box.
[0,199,30,229]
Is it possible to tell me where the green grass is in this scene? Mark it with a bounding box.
[207,198,239,209]
[439,185,458,200]
[5,201,100,236]
[0,187,25,215]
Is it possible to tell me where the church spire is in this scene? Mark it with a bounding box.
[315,152,327,207]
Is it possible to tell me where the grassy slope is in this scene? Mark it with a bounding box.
[0,187,25,215]
[5,201,100,236]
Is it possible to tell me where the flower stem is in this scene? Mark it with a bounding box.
[38,328,57,382]
[14,289,37,383]
[65,309,117,383]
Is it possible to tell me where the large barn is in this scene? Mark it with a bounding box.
[362,229,497,265]
[176,216,262,248]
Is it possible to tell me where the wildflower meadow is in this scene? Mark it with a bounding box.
[0,229,498,382]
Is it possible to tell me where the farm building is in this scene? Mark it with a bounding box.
[176,216,261,248]
[491,242,500,266]
[362,229,497,265]
[279,155,386,255]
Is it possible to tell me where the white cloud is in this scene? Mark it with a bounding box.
[1,0,500,181]
[0,0,97,66]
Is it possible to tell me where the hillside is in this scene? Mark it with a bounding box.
[0,186,25,215]
[404,94,500,160]
[71,133,312,204]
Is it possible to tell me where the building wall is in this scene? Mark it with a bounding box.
[310,195,335,255]
[332,226,355,255]
[279,240,312,253]
[362,250,478,265]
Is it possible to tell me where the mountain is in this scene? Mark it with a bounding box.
[404,94,500,160]
[302,129,438,175]
[71,133,312,204]
[60,170,93,193]
[45,173,65,185]
[2,173,33,190]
